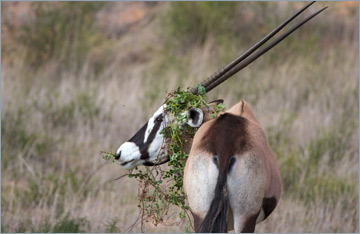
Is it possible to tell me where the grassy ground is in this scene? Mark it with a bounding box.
[1,2,359,233]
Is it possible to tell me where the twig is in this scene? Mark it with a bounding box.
[114,173,129,180]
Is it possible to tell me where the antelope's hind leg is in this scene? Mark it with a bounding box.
[183,153,219,232]
[227,155,266,233]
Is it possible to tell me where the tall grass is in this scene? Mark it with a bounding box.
[2,1,358,233]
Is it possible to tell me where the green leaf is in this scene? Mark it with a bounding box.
[196,84,206,95]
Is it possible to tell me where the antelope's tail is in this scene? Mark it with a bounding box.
[198,171,229,233]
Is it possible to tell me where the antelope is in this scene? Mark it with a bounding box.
[115,2,326,232]
[183,100,281,233]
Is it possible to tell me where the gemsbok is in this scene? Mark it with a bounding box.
[114,2,326,232]
[183,100,281,232]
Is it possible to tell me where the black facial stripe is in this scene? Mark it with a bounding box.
[143,161,155,166]
[127,115,163,161]
[155,114,163,122]
[143,156,170,167]
[128,121,150,160]
[129,122,148,144]
[140,151,150,160]
[121,159,134,166]
[144,117,162,145]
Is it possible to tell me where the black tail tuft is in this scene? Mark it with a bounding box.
[198,175,229,233]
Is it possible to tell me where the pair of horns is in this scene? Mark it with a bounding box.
[189,1,327,94]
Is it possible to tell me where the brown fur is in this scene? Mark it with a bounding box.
[184,100,282,233]
[181,99,225,154]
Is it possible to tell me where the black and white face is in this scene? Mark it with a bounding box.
[116,105,168,169]
[115,105,204,170]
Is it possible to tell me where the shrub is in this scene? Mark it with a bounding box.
[15,2,107,69]
[52,215,90,233]
[162,2,239,50]
[104,218,121,233]
[10,215,90,233]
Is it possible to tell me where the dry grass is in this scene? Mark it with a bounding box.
[1,1,358,233]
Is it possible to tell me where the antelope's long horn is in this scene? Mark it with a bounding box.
[204,5,328,93]
[189,1,325,94]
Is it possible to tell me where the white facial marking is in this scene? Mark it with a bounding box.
[148,128,165,161]
[122,159,145,170]
[144,119,155,143]
[144,105,165,143]
[116,142,141,169]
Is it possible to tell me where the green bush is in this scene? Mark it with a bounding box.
[14,222,29,233]
[52,215,90,233]
[1,105,58,172]
[30,218,52,233]
[44,91,100,129]
[1,108,37,170]
[18,168,93,212]
[161,2,352,65]
[161,2,290,52]
[162,2,239,50]
[15,2,107,69]
[104,218,121,233]
[10,215,90,233]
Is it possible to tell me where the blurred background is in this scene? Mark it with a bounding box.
[1,1,358,233]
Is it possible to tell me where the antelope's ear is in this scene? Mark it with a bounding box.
[186,107,204,128]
